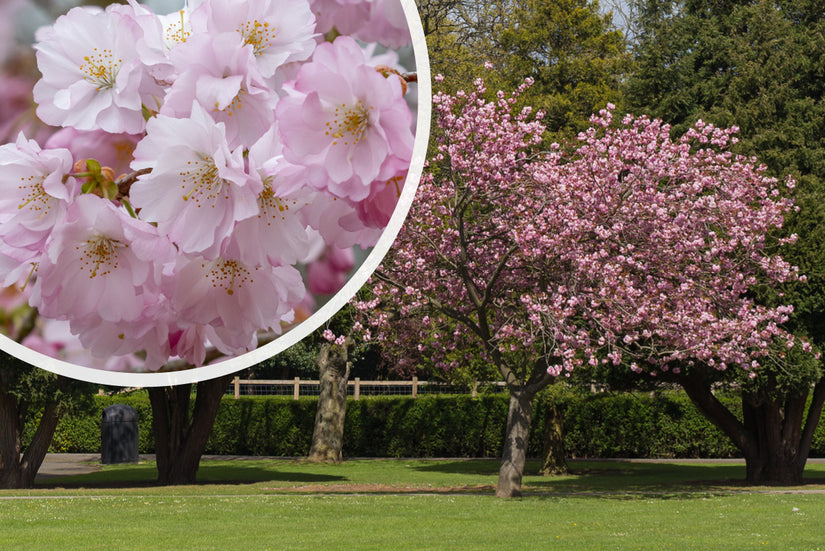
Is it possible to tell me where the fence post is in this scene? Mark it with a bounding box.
[293,377,300,400]
[412,376,418,398]
[354,377,360,401]
[471,381,478,398]
[233,376,240,399]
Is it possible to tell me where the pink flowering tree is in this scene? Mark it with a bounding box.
[358,77,802,497]
[0,0,420,486]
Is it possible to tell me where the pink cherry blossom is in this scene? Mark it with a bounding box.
[358,79,799,378]
[310,0,371,36]
[162,32,277,148]
[352,169,405,228]
[45,128,141,177]
[33,5,162,134]
[300,190,384,248]
[63,309,173,371]
[0,134,77,258]
[22,318,145,372]
[167,253,305,355]
[222,129,315,267]
[0,0,420,373]
[277,35,413,201]
[124,0,201,85]
[353,0,412,49]
[199,0,317,79]
[130,102,259,257]
[167,323,210,368]
[31,194,175,325]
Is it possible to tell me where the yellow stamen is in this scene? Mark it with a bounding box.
[16,174,51,217]
[327,100,371,146]
[257,177,296,225]
[164,10,191,44]
[77,235,125,279]
[178,155,228,207]
[237,19,276,56]
[79,48,120,90]
[208,259,257,295]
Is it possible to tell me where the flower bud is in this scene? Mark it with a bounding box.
[100,166,116,183]
[374,65,407,95]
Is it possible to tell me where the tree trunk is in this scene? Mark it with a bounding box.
[539,402,568,475]
[680,374,825,485]
[739,386,824,484]
[496,386,535,498]
[148,373,233,485]
[0,384,62,489]
[307,341,350,463]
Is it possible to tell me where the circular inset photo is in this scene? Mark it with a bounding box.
[0,0,430,386]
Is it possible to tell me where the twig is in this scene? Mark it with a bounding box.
[115,168,152,200]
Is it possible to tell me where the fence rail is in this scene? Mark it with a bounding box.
[228,377,507,400]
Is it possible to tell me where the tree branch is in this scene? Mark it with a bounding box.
[115,168,152,200]
[479,243,520,309]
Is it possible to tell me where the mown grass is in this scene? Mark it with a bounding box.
[2,459,825,550]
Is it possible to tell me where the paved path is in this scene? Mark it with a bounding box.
[35,454,294,479]
[38,453,107,479]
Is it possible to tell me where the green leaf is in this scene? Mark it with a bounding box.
[85,159,101,175]
[105,180,119,200]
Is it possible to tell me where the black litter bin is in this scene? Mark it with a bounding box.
[101,404,139,464]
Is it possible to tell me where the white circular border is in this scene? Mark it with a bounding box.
[0,0,432,387]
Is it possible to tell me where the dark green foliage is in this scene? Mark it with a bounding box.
[43,391,813,459]
[243,341,320,380]
[495,0,632,135]
[206,397,317,456]
[627,0,825,350]
[552,392,739,458]
[424,0,630,138]
[29,393,154,454]
[343,395,511,457]
[1,352,95,418]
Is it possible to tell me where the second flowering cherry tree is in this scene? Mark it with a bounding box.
[359,77,801,497]
[0,0,418,376]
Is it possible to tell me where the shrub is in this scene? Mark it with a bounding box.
[48,393,154,453]
[40,388,819,459]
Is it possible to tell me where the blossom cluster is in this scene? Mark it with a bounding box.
[0,0,416,371]
[357,77,801,381]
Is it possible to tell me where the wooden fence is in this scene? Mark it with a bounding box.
[229,377,507,400]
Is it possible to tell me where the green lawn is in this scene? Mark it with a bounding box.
[1,459,824,550]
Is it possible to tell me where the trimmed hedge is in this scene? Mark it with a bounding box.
[45,394,155,453]
[552,392,739,458]
[40,389,758,458]
[206,397,317,456]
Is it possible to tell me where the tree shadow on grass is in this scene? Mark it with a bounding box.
[410,458,503,476]
[413,459,825,498]
[36,462,346,489]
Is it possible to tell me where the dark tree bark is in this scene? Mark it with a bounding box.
[680,374,825,485]
[0,373,67,489]
[0,394,60,489]
[497,385,535,498]
[307,341,351,463]
[539,402,568,476]
[492,354,556,498]
[148,373,234,485]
